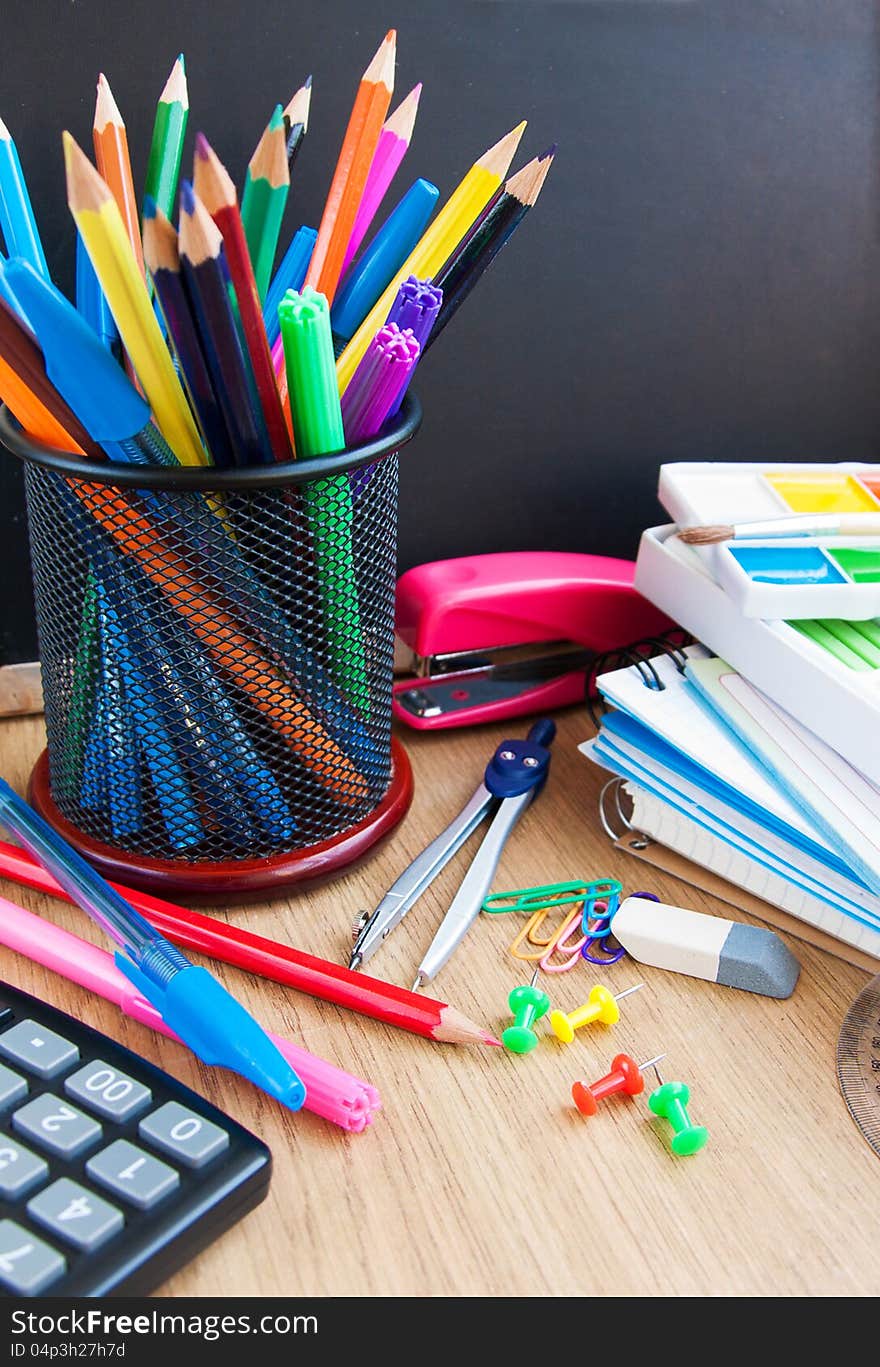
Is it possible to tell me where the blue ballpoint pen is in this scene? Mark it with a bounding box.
[0,779,306,1111]
[330,178,439,344]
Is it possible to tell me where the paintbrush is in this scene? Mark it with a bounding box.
[678,512,880,544]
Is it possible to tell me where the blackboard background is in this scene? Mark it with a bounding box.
[2,0,880,663]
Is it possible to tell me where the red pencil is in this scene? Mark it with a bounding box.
[0,840,498,1046]
[192,133,292,461]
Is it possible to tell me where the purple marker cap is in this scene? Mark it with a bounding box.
[343,323,420,449]
[386,275,443,351]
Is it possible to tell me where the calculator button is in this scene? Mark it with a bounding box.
[0,1020,79,1079]
[13,1095,102,1158]
[65,1060,151,1122]
[87,1140,179,1210]
[0,1063,27,1110]
[0,1136,49,1198]
[0,1219,66,1295]
[139,1102,229,1168]
[27,1179,123,1253]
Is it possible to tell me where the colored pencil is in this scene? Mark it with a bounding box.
[192,133,292,461]
[279,287,368,711]
[283,76,312,172]
[241,106,290,302]
[143,54,189,220]
[340,83,421,279]
[0,116,50,280]
[178,180,273,467]
[93,74,147,285]
[0,293,101,457]
[75,231,119,354]
[62,476,369,801]
[430,148,554,347]
[64,131,207,465]
[336,121,526,393]
[0,840,499,1046]
[142,196,236,468]
[341,322,419,445]
[266,224,316,352]
[305,31,396,305]
[330,177,439,344]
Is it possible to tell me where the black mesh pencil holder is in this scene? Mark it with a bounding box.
[0,394,421,899]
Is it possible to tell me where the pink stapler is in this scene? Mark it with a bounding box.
[392,551,673,729]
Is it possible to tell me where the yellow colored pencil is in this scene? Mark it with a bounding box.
[335,121,526,394]
[63,132,207,466]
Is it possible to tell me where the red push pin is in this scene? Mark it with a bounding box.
[571,1051,666,1116]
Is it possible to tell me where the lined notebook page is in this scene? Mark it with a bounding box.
[627,784,880,961]
[688,656,880,896]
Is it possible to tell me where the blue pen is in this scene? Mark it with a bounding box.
[99,594,205,852]
[263,225,317,349]
[0,249,32,330]
[75,231,120,357]
[2,257,178,467]
[0,778,306,1110]
[330,178,439,343]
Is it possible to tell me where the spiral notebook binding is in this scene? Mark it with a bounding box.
[585,627,693,727]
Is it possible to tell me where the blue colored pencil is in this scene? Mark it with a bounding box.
[263,225,317,348]
[0,116,50,279]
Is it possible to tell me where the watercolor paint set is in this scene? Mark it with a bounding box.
[658,462,880,618]
[632,524,880,786]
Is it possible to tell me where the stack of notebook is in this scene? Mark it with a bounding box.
[581,460,880,967]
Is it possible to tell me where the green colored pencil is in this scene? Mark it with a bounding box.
[241,105,290,301]
[278,286,368,713]
[143,54,189,220]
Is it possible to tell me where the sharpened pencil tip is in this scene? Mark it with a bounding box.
[539,143,557,160]
[194,131,211,160]
[268,103,284,131]
[0,115,10,141]
[305,73,312,88]
[179,178,196,216]
[482,1034,503,1048]
[142,194,158,220]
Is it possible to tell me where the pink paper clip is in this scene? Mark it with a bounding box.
[539,905,589,973]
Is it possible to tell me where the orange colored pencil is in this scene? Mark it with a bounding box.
[0,298,99,457]
[93,73,146,284]
[304,30,395,304]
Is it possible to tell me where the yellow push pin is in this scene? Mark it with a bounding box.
[549,983,643,1043]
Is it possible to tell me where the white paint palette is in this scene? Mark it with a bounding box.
[658,462,880,618]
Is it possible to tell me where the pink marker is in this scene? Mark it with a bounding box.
[339,84,422,280]
[0,895,381,1133]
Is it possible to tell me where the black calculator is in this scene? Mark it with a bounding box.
[0,980,271,1296]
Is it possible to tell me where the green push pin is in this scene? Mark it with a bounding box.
[502,968,550,1054]
[648,1065,708,1155]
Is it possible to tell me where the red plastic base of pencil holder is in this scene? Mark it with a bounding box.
[27,738,414,903]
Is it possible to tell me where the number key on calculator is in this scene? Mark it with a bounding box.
[0,981,272,1296]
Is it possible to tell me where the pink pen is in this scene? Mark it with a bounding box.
[339,84,422,280]
[0,895,381,1133]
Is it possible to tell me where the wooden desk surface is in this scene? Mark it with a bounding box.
[1,710,879,1298]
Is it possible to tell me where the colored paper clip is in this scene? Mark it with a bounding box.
[539,905,588,973]
[579,880,624,966]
